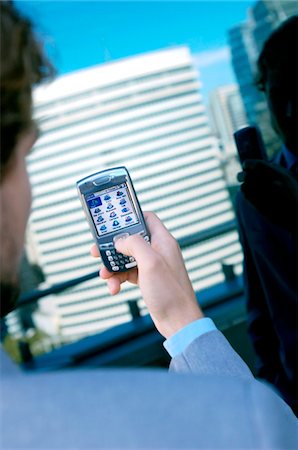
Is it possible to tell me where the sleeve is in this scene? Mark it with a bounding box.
[169,329,254,379]
[163,317,217,357]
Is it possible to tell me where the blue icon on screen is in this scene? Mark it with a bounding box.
[94,208,101,214]
[100,225,107,232]
[116,191,123,197]
[122,207,129,213]
[87,197,102,209]
[104,195,111,201]
[97,216,104,222]
[119,199,126,205]
[125,216,132,223]
[110,212,116,218]
[107,204,114,210]
[112,220,120,227]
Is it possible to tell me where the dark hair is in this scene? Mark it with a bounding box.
[256,16,298,92]
[0,1,54,176]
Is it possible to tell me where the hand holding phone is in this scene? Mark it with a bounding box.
[91,211,204,339]
[238,160,298,235]
[234,125,267,167]
[77,167,150,272]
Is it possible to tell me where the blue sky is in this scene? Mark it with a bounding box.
[16,1,255,103]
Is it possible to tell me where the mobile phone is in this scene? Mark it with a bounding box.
[234,125,267,166]
[77,167,150,272]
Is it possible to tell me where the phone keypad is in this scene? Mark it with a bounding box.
[105,248,137,271]
[101,234,150,271]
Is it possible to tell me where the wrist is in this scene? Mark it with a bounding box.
[164,317,217,357]
[157,306,204,339]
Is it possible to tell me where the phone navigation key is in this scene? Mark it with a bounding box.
[125,261,137,269]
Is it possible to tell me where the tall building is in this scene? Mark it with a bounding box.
[209,84,247,151]
[228,0,297,157]
[208,84,247,186]
[27,47,242,342]
[252,0,298,53]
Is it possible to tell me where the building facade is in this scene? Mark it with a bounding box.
[208,84,247,186]
[209,84,247,151]
[27,47,242,341]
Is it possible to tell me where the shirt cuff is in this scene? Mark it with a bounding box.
[163,317,217,358]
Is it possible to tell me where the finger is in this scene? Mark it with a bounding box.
[90,244,100,258]
[144,211,178,251]
[237,171,246,183]
[115,234,156,265]
[144,211,170,238]
[100,266,114,279]
[243,160,286,180]
[107,277,121,295]
[100,269,126,295]
[242,159,260,170]
[241,181,261,199]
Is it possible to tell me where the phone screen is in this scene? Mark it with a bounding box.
[85,183,140,237]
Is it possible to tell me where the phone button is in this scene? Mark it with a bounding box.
[100,242,113,250]
[92,176,111,186]
[108,256,114,261]
[112,266,120,271]
[110,261,116,267]
[106,250,112,256]
[144,236,150,242]
[125,261,137,269]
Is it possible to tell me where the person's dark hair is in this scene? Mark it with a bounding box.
[0,1,54,176]
[256,15,298,92]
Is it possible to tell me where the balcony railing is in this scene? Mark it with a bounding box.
[2,219,254,371]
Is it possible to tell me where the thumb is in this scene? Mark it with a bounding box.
[115,234,152,262]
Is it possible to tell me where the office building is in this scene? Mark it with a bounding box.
[209,84,247,152]
[27,47,242,341]
[208,84,247,185]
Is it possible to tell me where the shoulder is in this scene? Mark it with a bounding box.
[1,362,297,448]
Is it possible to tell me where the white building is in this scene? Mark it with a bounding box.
[27,47,242,342]
[209,84,247,154]
[208,84,247,185]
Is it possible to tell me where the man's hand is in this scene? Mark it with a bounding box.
[91,212,203,339]
[238,159,298,235]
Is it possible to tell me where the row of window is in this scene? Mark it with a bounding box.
[34,77,199,140]
[33,162,219,223]
[33,78,199,154]
[30,97,204,168]
[29,120,210,191]
[34,65,194,114]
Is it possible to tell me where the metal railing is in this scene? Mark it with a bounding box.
[17,219,238,308]
[3,219,247,369]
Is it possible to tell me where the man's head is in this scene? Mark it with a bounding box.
[0,1,53,317]
[256,16,298,154]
